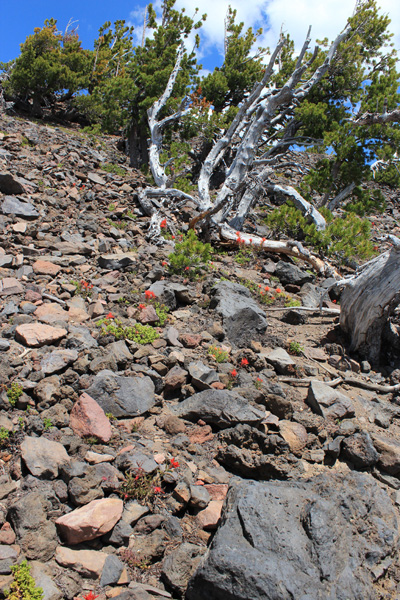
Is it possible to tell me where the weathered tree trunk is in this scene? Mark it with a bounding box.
[339,241,400,363]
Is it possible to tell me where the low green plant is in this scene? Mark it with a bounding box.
[234,244,254,265]
[5,560,44,600]
[6,382,23,407]
[265,202,374,261]
[208,345,229,363]
[100,162,126,177]
[108,203,116,211]
[0,427,10,447]
[71,279,93,299]
[42,418,53,431]
[119,467,162,503]
[284,298,301,307]
[154,302,169,326]
[86,436,99,446]
[288,341,304,355]
[168,230,212,276]
[105,412,117,422]
[98,318,159,345]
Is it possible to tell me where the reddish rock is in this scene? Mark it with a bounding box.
[163,415,186,435]
[16,323,67,347]
[164,366,188,391]
[56,498,123,545]
[196,500,223,530]
[32,260,61,276]
[204,484,229,501]
[34,303,68,323]
[210,381,225,390]
[70,393,112,443]
[188,424,214,444]
[68,306,90,323]
[179,333,203,348]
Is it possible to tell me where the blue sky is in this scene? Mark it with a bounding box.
[1,0,399,74]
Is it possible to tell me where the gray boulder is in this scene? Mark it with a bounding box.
[275,261,314,286]
[1,196,39,219]
[172,389,264,429]
[210,281,267,347]
[187,472,398,600]
[307,381,355,419]
[86,369,156,417]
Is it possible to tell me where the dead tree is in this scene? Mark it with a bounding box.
[339,237,400,363]
[137,23,355,274]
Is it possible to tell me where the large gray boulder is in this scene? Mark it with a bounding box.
[86,369,156,417]
[1,196,39,219]
[172,389,264,429]
[210,281,267,347]
[187,472,398,600]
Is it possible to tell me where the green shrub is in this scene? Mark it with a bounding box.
[98,318,159,345]
[100,162,126,176]
[6,560,44,600]
[6,382,23,407]
[168,230,212,276]
[208,345,229,363]
[0,427,10,447]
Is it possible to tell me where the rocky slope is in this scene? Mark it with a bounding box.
[1,113,400,600]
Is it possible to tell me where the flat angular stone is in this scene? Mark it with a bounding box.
[55,547,107,579]
[88,172,106,185]
[188,361,219,390]
[16,323,67,347]
[98,253,136,270]
[70,393,112,443]
[279,420,308,452]
[32,260,61,276]
[0,172,25,194]
[172,389,264,429]
[41,349,78,374]
[265,348,296,374]
[1,196,39,219]
[56,498,123,545]
[21,435,70,479]
[0,277,24,296]
[34,303,68,324]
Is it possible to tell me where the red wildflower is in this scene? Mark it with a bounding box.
[105,312,114,319]
[276,288,282,294]
[249,238,252,243]
[261,237,266,245]
[373,246,378,251]
[170,458,179,469]
[265,286,270,292]
[257,377,262,382]
[161,261,167,266]
[154,486,162,494]
[145,290,156,299]
[171,235,175,239]
[160,218,167,228]
[241,358,249,367]
[185,266,190,271]
[139,303,146,310]
[235,231,240,237]
[231,369,238,377]
[332,299,337,304]
[83,592,98,600]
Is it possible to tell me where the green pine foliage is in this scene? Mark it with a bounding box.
[265,202,374,261]
[168,229,212,275]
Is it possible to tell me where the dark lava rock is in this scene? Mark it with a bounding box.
[341,432,380,469]
[1,196,39,219]
[210,281,267,347]
[187,471,398,600]
[275,260,314,286]
[86,369,156,417]
[172,389,264,429]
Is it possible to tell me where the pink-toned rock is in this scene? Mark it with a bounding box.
[210,381,225,390]
[55,546,107,578]
[196,500,223,530]
[12,222,27,233]
[279,420,308,453]
[164,366,188,391]
[70,393,112,443]
[32,260,61,276]
[25,289,42,302]
[188,424,214,444]
[179,333,202,348]
[204,484,229,501]
[0,523,16,545]
[56,498,123,544]
[16,323,67,347]
[34,303,68,323]
[0,277,24,296]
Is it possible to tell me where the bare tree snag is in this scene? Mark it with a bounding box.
[339,240,400,363]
